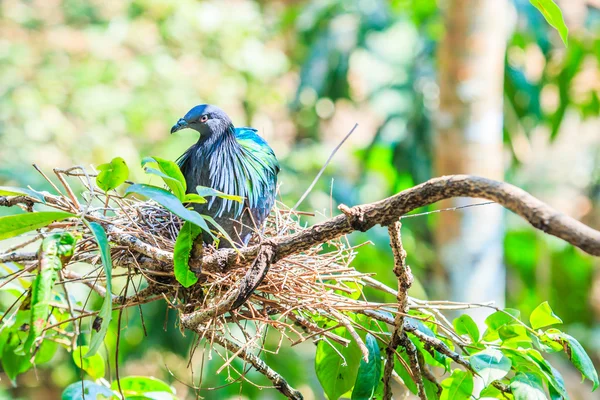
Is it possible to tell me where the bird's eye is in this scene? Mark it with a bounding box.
[200,115,209,123]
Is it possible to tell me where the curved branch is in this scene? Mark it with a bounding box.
[195,175,600,274]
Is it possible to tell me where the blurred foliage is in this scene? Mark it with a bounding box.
[1,0,599,398]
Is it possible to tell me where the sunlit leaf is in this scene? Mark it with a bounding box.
[453,314,480,343]
[195,186,243,203]
[183,193,207,204]
[142,156,187,201]
[529,0,569,46]
[510,372,547,400]
[351,334,381,400]
[530,301,563,330]
[484,309,521,331]
[469,349,511,387]
[0,211,74,240]
[110,376,175,398]
[173,221,200,287]
[85,222,113,357]
[96,157,129,192]
[440,369,473,400]
[73,346,105,379]
[545,330,599,390]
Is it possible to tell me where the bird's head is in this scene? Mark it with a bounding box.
[170,104,233,140]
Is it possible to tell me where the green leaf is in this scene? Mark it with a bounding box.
[0,211,74,240]
[453,314,480,343]
[498,324,533,347]
[200,214,237,248]
[183,193,207,204]
[22,233,76,353]
[485,308,521,331]
[85,222,113,357]
[1,332,33,383]
[315,326,362,400]
[62,380,114,400]
[530,301,563,330]
[125,184,213,236]
[394,350,418,394]
[173,221,201,287]
[546,330,599,390]
[469,349,511,387]
[142,157,187,196]
[505,348,568,398]
[351,334,381,400]
[529,0,569,46]
[440,369,473,400]
[510,373,548,400]
[110,376,175,398]
[195,186,243,203]
[0,186,46,202]
[96,157,129,192]
[73,346,105,379]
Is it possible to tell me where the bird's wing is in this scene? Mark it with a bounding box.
[234,128,279,212]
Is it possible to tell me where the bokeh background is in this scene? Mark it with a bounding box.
[1,0,599,398]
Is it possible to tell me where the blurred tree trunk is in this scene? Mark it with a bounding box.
[434,0,510,324]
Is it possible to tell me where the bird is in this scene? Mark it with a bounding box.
[170,104,279,247]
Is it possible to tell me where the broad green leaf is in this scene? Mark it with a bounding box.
[505,348,568,398]
[530,301,563,330]
[201,214,237,248]
[110,376,175,398]
[22,233,76,352]
[498,324,533,347]
[96,157,129,192]
[0,186,46,202]
[423,379,440,400]
[0,211,74,240]
[315,326,362,400]
[183,193,207,204]
[73,346,105,379]
[351,334,381,400]
[195,186,243,203]
[469,349,511,387]
[546,330,599,390]
[142,156,187,200]
[125,184,213,237]
[529,0,569,46]
[1,332,33,383]
[453,314,480,343]
[394,351,418,394]
[510,373,547,400]
[440,369,473,400]
[85,222,113,357]
[173,221,201,287]
[62,380,114,400]
[485,309,521,331]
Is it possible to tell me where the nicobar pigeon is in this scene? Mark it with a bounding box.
[171,104,279,247]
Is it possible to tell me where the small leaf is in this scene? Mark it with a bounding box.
[1,332,33,383]
[315,326,362,400]
[510,372,547,400]
[351,334,381,399]
[0,211,74,240]
[110,376,175,397]
[85,222,113,357]
[530,301,563,330]
[195,186,243,203]
[73,346,105,379]
[469,348,511,387]
[440,369,474,400]
[96,157,129,192]
[142,156,187,201]
[529,0,569,46]
[453,314,480,343]
[173,221,201,288]
[125,184,213,236]
[62,380,114,400]
[0,186,46,202]
[183,193,207,204]
[394,351,418,394]
[484,308,521,331]
[546,330,599,390]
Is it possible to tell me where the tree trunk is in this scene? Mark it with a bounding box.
[435,0,510,324]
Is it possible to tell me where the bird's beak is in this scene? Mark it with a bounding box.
[170,118,188,134]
